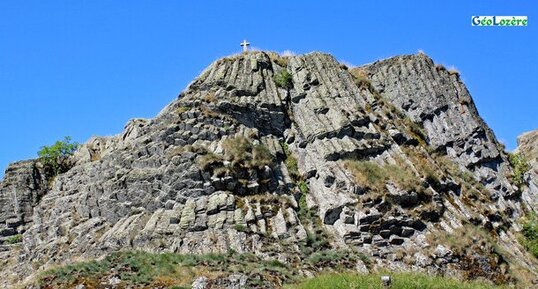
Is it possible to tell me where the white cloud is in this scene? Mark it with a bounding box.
[339,60,355,68]
[281,50,296,57]
[447,65,459,72]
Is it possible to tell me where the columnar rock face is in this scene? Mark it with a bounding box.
[518,129,538,173]
[0,160,47,242]
[362,54,516,199]
[0,51,536,288]
[518,129,538,209]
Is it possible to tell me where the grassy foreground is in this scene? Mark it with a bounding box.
[285,272,507,289]
[35,251,511,289]
[36,250,292,288]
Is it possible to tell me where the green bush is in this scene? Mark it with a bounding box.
[234,224,249,232]
[298,181,309,194]
[508,152,530,189]
[38,136,79,176]
[522,213,538,258]
[281,142,300,181]
[297,186,311,221]
[274,70,293,89]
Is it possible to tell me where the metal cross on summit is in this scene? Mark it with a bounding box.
[240,39,250,52]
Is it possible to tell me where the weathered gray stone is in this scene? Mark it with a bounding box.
[179,199,196,229]
[373,235,388,247]
[207,192,229,215]
[386,184,419,207]
[0,51,534,288]
[400,227,415,237]
[358,209,382,224]
[364,54,516,200]
[271,209,287,238]
[434,244,452,258]
[192,276,209,289]
[360,233,372,244]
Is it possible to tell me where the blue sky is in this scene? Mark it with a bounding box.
[0,1,536,178]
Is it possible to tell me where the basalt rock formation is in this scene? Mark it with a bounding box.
[1,51,537,288]
[518,129,538,210]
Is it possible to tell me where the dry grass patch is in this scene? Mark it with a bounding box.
[349,67,373,90]
[343,160,421,193]
[222,136,273,170]
[202,92,217,103]
[268,52,290,67]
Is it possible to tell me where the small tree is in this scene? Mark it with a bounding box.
[38,136,79,176]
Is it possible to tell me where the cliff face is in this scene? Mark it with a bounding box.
[518,129,538,210]
[518,129,538,173]
[363,55,515,197]
[0,51,536,288]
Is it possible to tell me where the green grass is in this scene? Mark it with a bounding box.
[298,181,309,194]
[222,136,274,169]
[38,251,229,286]
[274,70,293,89]
[234,223,249,232]
[39,251,201,285]
[285,272,507,289]
[5,234,22,244]
[305,250,369,270]
[281,142,300,181]
[37,250,296,288]
[297,184,312,220]
[38,251,516,288]
[522,213,538,258]
[508,152,530,190]
[176,106,191,114]
[307,251,347,266]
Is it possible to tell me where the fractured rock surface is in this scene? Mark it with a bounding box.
[0,51,537,288]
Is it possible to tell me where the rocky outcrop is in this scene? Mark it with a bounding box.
[362,54,516,199]
[0,160,47,243]
[518,129,538,210]
[0,51,537,288]
[518,129,538,173]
